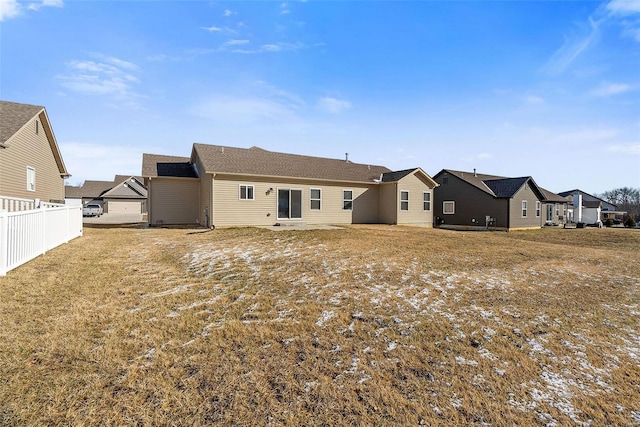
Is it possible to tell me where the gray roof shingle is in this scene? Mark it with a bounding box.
[0,100,44,146]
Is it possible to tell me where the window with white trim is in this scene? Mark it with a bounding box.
[400,191,409,211]
[522,200,528,217]
[443,201,455,214]
[310,188,321,210]
[26,166,36,192]
[343,190,353,210]
[547,204,554,221]
[535,201,541,217]
[239,185,254,200]
[423,192,431,211]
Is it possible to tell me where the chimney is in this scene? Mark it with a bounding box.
[474,168,477,177]
[345,153,349,162]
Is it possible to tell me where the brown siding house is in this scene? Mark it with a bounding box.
[0,100,69,205]
[433,169,569,231]
[142,144,438,228]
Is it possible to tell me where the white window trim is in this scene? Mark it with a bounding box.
[423,192,431,211]
[239,184,254,201]
[443,201,455,215]
[535,201,541,217]
[310,188,322,211]
[277,188,303,220]
[522,200,528,218]
[26,166,36,192]
[343,189,353,211]
[400,190,409,211]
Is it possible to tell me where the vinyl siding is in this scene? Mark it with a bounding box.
[395,172,434,226]
[148,177,199,225]
[210,174,379,227]
[195,156,212,227]
[378,183,397,224]
[434,173,508,228]
[0,114,64,202]
[508,184,543,229]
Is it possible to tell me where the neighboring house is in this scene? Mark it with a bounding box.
[0,100,70,207]
[432,169,570,231]
[558,189,624,225]
[142,144,438,228]
[64,176,148,213]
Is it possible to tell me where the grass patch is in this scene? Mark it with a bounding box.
[1,225,639,425]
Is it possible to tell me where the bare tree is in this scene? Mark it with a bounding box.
[597,187,640,221]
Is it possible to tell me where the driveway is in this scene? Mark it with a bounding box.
[83,212,146,225]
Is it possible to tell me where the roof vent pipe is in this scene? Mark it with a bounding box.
[474,168,477,177]
[345,152,349,162]
[221,146,224,154]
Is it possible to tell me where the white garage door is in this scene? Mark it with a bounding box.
[107,200,141,214]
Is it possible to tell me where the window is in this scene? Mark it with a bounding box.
[522,200,528,217]
[343,190,353,210]
[278,189,302,219]
[423,192,431,211]
[443,201,455,214]
[239,185,254,200]
[26,166,35,192]
[547,204,554,221]
[35,120,39,135]
[310,188,321,210]
[536,201,541,217]
[400,191,409,211]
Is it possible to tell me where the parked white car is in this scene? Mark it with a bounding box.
[83,203,103,217]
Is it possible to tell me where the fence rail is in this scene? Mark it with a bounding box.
[0,205,83,276]
[0,195,36,212]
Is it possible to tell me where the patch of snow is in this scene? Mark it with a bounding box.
[316,310,336,327]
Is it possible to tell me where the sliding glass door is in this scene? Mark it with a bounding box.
[278,189,302,220]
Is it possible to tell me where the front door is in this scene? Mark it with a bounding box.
[277,189,302,220]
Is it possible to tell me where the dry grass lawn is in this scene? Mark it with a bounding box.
[1,225,639,426]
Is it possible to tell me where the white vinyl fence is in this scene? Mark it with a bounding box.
[0,205,83,276]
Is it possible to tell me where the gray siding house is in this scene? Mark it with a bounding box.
[433,169,569,231]
[142,144,438,228]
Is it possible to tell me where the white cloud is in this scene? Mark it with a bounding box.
[544,17,601,74]
[590,82,635,97]
[223,41,304,54]
[318,97,351,114]
[281,2,291,14]
[59,142,146,184]
[28,0,63,11]
[607,143,640,154]
[0,0,20,21]
[524,95,544,105]
[223,9,234,17]
[224,39,250,46]
[606,0,640,15]
[192,96,299,125]
[57,55,142,103]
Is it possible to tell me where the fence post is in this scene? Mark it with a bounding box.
[0,211,7,276]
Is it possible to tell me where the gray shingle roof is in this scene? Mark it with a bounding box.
[436,169,563,202]
[483,177,530,198]
[192,144,391,183]
[0,100,44,146]
[381,169,417,183]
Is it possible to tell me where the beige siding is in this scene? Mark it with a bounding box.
[210,174,379,227]
[509,184,543,229]
[396,173,434,226]
[0,115,64,202]
[149,178,200,225]
[378,182,397,224]
[195,156,212,227]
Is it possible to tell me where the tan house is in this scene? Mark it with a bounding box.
[65,175,148,213]
[0,101,70,206]
[142,144,438,228]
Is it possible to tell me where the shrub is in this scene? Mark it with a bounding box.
[624,216,636,228]
[604,218,614,227]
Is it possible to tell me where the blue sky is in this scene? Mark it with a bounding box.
[1,0,639,194]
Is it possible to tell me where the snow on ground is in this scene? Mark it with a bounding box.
[124,233,639,425]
